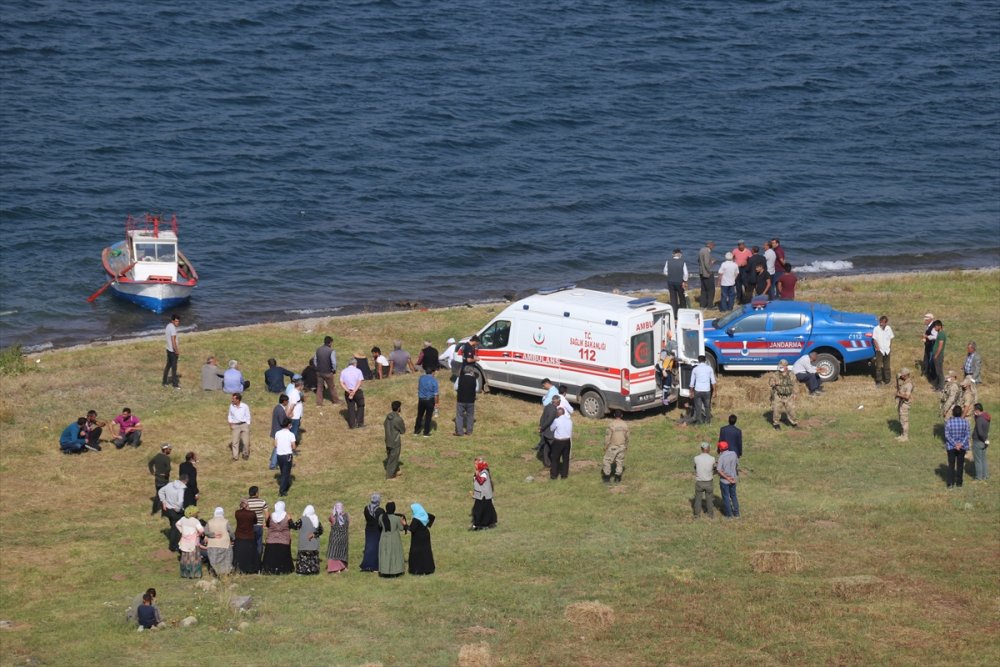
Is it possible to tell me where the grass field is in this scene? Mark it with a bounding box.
[1,270,998,666]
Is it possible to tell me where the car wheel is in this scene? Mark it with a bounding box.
[814,353,840,382]
[579,390,606,419]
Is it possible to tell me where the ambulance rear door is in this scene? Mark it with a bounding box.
[676,308,706,396]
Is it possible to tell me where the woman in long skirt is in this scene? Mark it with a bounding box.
[407,503,436,576]
[326,502,350,573]
[360,493,381,572]
[295,505,323,575]
[261,501,296,575]
[179,451,200,508]
[176,506,205,579]
[205,506,234,575]
[378,501,406,578]
[471,458,498,530]
[233,499,259,574]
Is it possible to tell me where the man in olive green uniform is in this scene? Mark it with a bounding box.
[601,409,630,484]
[895,368,913,442]
[383,401,405,480]
[769,359,798,430]
[960,376,978,430]
[939,370,961,419]
[147,443,172,515]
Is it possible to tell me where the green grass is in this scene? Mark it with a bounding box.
[0,270,998,666]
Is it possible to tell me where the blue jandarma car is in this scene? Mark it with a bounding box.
[703,299,877,381]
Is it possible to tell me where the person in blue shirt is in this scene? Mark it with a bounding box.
[414,368,439,437]
[59,417,89,453]
[264,358,295,393]
[944,405,971,488]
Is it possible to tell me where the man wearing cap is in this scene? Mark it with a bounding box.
[662,248,689,315]
[731,240,752,304]
[313,335,339,406]
[939,371,961,419]
[792,352,823,395]
[692,442,716,518]
[871,315,895,387]
[930,320,947,391]
[340,357,366,429]
[895,369,913,441]
[960,375,977,423]
[921,313,937,381]
[601,410,629,484]
[697,241,716,309]
[768,360,798,430]
[148,444,173,515]
[717,441,740,518]
[717,251,739,312]
[440,337,459,381]
[964,342,982,385]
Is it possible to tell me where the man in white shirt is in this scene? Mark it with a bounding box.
[285,375,304,444]
[692,442,716,518]
[439,337,458,381]
[157,474,187,550]
[339,357,366,429]
[763,241,778,299]
[558,385,574,415]
[872,315,895,387]
[274,419,298,496]
[792,352,823,395]
[227,393,251,461]
[688,355,717,424]
[550,408,573,480]
[717,252,740,312]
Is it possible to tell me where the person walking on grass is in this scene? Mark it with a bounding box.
[895,368,913,442]
[717,441,740,519]
[384,401,405,480]
[693,442,716,519]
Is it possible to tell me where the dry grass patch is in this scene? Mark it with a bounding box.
[457,641,493,667]
[564,601,616,630]
[750,550,804,573]
[830,575,885,599]
[569,459,598,471]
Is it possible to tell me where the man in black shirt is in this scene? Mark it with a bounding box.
[455,367,478,436]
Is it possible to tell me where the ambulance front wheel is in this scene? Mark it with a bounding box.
[579,390,606,419]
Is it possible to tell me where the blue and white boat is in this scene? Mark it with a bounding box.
[99,214,199,313]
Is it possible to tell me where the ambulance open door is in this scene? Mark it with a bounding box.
[675,308,706,397]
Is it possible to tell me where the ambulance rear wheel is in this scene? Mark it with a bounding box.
[579,390,606,419]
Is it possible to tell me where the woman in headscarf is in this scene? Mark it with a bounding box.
[471,457,498,530]
[407,503,436,576]
[179,451,200,508]
[377,501,406,578]
[175,506,205,579]
[233,499,259,574]
[261,501,296,575]
[360,493,382,572]
[205,506,235,576]
[295,505,323,575]
[326,502,350,573]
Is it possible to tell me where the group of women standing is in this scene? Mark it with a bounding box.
[363,493,436,577]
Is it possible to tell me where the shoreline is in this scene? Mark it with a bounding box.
[24,266,999,357]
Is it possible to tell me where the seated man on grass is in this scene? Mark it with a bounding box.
[112,407,143,449]
[59,417,90,453]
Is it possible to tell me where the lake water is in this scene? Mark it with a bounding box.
[1,0,997,350]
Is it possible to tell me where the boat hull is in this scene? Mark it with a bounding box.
[109,281,193,313]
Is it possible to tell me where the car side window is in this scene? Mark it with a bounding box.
[480,320,511,349]
[730,313,767,334]
[770,313,805,331]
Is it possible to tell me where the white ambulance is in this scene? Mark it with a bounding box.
[468,287,705,418]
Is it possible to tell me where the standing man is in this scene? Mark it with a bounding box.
[112,407,143,449]
[717,252,739,312]
[751,261,771,298]
[458,335,480,377]
[964,342,982,385]
[688,355,716,424]
[536,395,560,467]
[944,405,970,488]
[776,262,797,300]
[930,320,947,391]
[339,357,366,429]
[697,241,716,309]
[763,241,778,300]
[769,359,799,429]
[692,442,716,519]
[314,336,339,406]
[939,370,961,419]
[960,376,978,422]
[872,316,895,386]
[416,340,440,373]
[157,473,187,551]
[541,378,559,406]
[246,486,268,558]
[269,394,291,464]
[717,441,740,519]
[601,409,629,484]
[414,368,439,437]
[792,351,823,395]
[719,414,743,458]
[383,401,405,480]
[549,406,573,480]
[264,358,295,393]
[972,404,990,481]
[895,368,913,442]
[921,313,937,382]
[162,314,180,388]
[147,443,172,515]
[770,237,786,282]
[731,240,752,304]
[662,248,689,316]
[227,393,251,461]
[455,366,478,436]
[273,418,297,496]
[746,246,767,301]
[285,375,304,445]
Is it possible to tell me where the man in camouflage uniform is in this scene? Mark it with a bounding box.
[939,370,961,420]
[769,359,798,430]
[960,376,978,427]
[602,410,630,484]
[895,368,913,442]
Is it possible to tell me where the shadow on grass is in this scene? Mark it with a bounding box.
[933,461,977,485]
[886,419,903,436]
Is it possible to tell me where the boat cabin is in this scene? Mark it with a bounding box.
[127,215,179,282]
